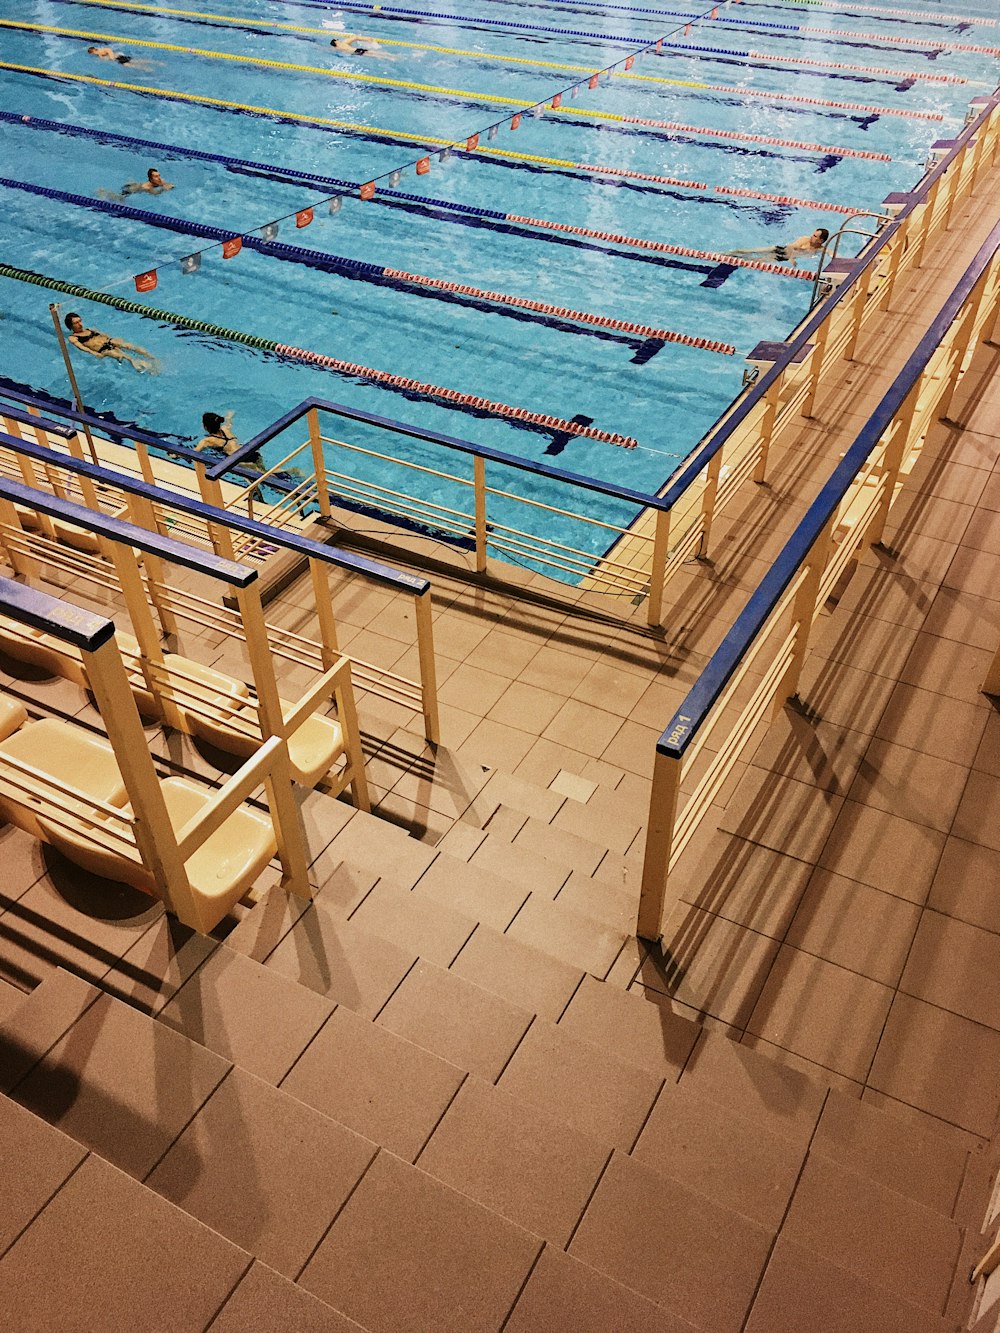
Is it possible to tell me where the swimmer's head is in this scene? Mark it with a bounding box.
[814,228,830,244]
[87,46,98,54]
[202,412,225,434]
[147,168,163,184]
[65,312,83,332]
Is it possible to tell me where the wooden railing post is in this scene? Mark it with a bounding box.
[845,264,876,362]
[638,745,684,941]
[776,516,835,706]
[646,507,672,628]
[414,589,440,744]
[307,407,332,519]
[802,323,830,419]
[869,386,920,549]
[698,452,724,558]
[754,377,783,483]
[473,455,488,574]
[194,461,237,561]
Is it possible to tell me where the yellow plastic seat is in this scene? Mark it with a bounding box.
[203,702,344,787]
[0,718,128,838]
[0,614,89,686]
[113,633,250,723]
[0,694,28,742]
[39,777,276,920]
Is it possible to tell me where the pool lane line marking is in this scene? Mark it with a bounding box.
[0,62,861,215]
[0,23,895,160]
[2,111,816,280]
[659,41,970,82]
[0,172,736,352]
[0,263,644,448]
[47,0,949,119]
[760,1,996,24]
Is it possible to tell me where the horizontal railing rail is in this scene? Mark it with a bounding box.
[637,212,1000,942]
[203,90,1000,625]
[0,428,440,741]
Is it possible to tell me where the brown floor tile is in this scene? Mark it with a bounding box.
[349,879,476,968]
[324,811,438,889]
[414,855,528,932]
[497,1018,662,1150]
[740,1033,863,1097]
[0,969,100,1095]
[571,661,650,716]
[211,1260,366,1332]
[281,1004,464,1163]
[671,824,814,939]
[796,659,898,737]
[923,585,1000,651]
[748,711,870,796]
[0,1094,86,1258]
[558,975,698,1079]
[102,914,219,1016]
[159,947,333,1084]
[0,1154,249,1332]
[901,910,1000,1031]
[450,925,583,1022]
[470,833,569,896]
[786,869,921,987]
[507,896,626,979]
[0,978,24,1025]
[719,770,845,864]
[459,717,537,770]
[747,945,893,1084]
[514,735,595,789]
[929,837,1000,934]
[223,884,311,963]
[438,662,510,714]
[569,1151,772,1333]
[377,959,532,1081]
[0,825,46,903]
[783,1152,962,1313]
[556,870,637,933]
[147,1066,376,1279]
[543,698,623,758]
[487,680,564,733]
[633,1078,805,1229]
[265,901,417,1020]
[464,629,546,680]
[13,989,230,1180]
[877,681,990,765]
[952,771,1000,852]
[900,632,996,706]
[868,993,1000,1136]
[505,1244,696,1333]
[745,1235,961,1333]
[551,785,643,856]
[600,718,660,777]
[299,1150,541,1333]
[814,1089,968,1216]
[819,799,946,903]
[975,710,1000,777]
[513,816,607,877]
[417,1077,609,1245]
[644,904,781,1029]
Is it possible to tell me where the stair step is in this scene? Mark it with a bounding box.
[281,1004,465,1164]
[146,1064,378,1281]
[550,784,645,857]
[11,981,230,1181]
[782,1150,964,1315]
[297,1148,543,1333]
[0,1091,87,1257]
[476,768,565,824]
[632,1078,807,1230]
[325,808,438,889]
[413,854,528,932]
[0,1151,250,1331]
[507,896,627,979]
[497,1018,662,1151]
[512,814,608,877]
[450,924,584,1023]
[744,1234,962,1333]
[210,1260,368,1332]
[265,899,417,1020]
[0,968,99,1095]
[814,1089,970,1218]
[505,1244,698,1333]
[348,879,477,969]
[416,1075,611,1247]
[569,1149,773,1333]
[555,869,637,933]
[467,833,570,897]
[158,945,334,1085]
[377,958,533,1083]
[557,974,698,1080]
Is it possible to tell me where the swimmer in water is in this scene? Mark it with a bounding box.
[194,412,265,471]
[728,227,829,267]
[329,34,393,57]
[99,168,173,202]
[64,312,159,373]
[87,44,154,70]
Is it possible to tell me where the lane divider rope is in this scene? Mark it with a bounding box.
[663,42,969,81]
[47,0,947,118]
[0,262,642,448]
[0,64,859,213]
[3,112,814,279]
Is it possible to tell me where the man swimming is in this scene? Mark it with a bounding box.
[99,168,173,203]
[729,227,830,266]
[64,312,159,373]
[329,34,392,57]
[87,44,154,69]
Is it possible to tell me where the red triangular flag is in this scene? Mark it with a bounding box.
[416,156,430,175]
[359,181,376,200]
[466,133,479,151]
[296,208,313,228]
[135,270,157,293]
[624,55,634,70]
[222,236,242,259]
[588,73,599,89]
[511,113,521,130]
[551,93,562,109]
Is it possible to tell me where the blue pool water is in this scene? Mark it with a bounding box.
[0,0,997,564]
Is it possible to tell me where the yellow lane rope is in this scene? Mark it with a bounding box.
[0,59,657,174]
[0,17,880,154]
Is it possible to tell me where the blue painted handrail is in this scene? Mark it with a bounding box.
[658,214,1000,761]
[0,432,431,596]
[0,573,115,652]
[0,399,77,441]
[0,475,257,587]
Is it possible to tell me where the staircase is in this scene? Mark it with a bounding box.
[0,757,986,1332]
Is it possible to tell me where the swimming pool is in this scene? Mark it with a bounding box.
[0,0,997,568]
